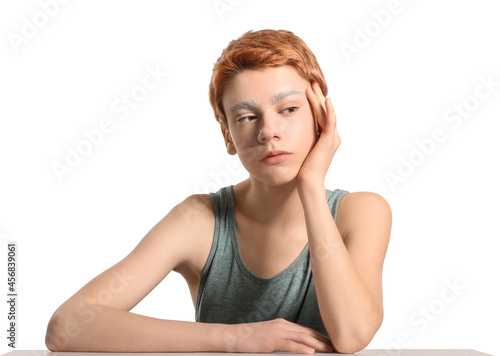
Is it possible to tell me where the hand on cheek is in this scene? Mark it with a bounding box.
[297,81,341,186]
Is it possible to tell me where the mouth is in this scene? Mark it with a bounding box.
[261,150,292,164]
[261,150,292,160]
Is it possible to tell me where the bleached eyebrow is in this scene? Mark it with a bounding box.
[229,100,257,113]
[270,89,303,105]
[229,89,304,114]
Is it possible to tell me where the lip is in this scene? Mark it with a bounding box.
[261,150,293,165]
[261,150,292,160]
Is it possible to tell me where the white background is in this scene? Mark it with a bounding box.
[1,0,499,355]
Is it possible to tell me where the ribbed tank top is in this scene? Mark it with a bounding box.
[195,185,349,337]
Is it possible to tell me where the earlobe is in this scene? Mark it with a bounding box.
[226,139,237,155]
[226,143,237,155]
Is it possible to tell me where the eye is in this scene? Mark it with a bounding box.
[282,107,299,115]
[236,115,257,123]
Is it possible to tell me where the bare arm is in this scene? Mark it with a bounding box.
[45,195,227,352]
[298,185,392,354]
[46,298,227,352]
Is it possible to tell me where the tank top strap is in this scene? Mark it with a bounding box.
[326,188,350,221]
[195,185,233,317]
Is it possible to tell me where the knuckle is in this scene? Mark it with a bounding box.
[274,317,287,324]
[282,339,296,352]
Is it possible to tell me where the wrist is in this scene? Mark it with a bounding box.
[215,323,238,353]
[297,180,325,198]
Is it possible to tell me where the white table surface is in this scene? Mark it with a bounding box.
[1,350,493,356]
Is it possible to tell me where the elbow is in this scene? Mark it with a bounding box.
[45,311,81,351]
[331,332,374,354]
[45,313,61,351]
[330,315,383,354]
[332,339,369,354]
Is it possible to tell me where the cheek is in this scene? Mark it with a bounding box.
[298,111,317,136]
[305,110,317,132]
[233,136,262,164]
[298,113,318,150]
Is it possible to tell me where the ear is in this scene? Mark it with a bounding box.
[220,125,237,155]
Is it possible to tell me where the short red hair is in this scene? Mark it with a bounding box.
[208,29,328,129]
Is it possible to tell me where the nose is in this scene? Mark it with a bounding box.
[257,111,282,143]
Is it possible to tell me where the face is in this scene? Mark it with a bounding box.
[221,65,318,186]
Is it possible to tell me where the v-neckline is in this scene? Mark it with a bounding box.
[226,185,310,283]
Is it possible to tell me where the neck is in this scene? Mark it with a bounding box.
[233,177,306,230]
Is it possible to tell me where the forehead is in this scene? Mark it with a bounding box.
[222,65,309,108]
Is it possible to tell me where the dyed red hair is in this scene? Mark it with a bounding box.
[208,29,328,129]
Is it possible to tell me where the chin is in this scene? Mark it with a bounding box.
[251,169,300,188]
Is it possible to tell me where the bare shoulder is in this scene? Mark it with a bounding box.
[171,193,215,277]
[336,191,392,244]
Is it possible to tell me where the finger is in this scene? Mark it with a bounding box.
[278,340,316,354]
[308,329,333,347]
[287,330,334,353]
[276,318,331,345]
[301,329,334,351]
[312,81,327,111]
[274,320,334,352]
[306,86,326,132]
[324,97,337,134]
[282,325,333,349]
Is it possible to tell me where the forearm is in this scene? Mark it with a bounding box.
[298,184,382,352]
[45,304,228,352]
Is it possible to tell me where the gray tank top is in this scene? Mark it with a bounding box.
[195,185,349,337]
